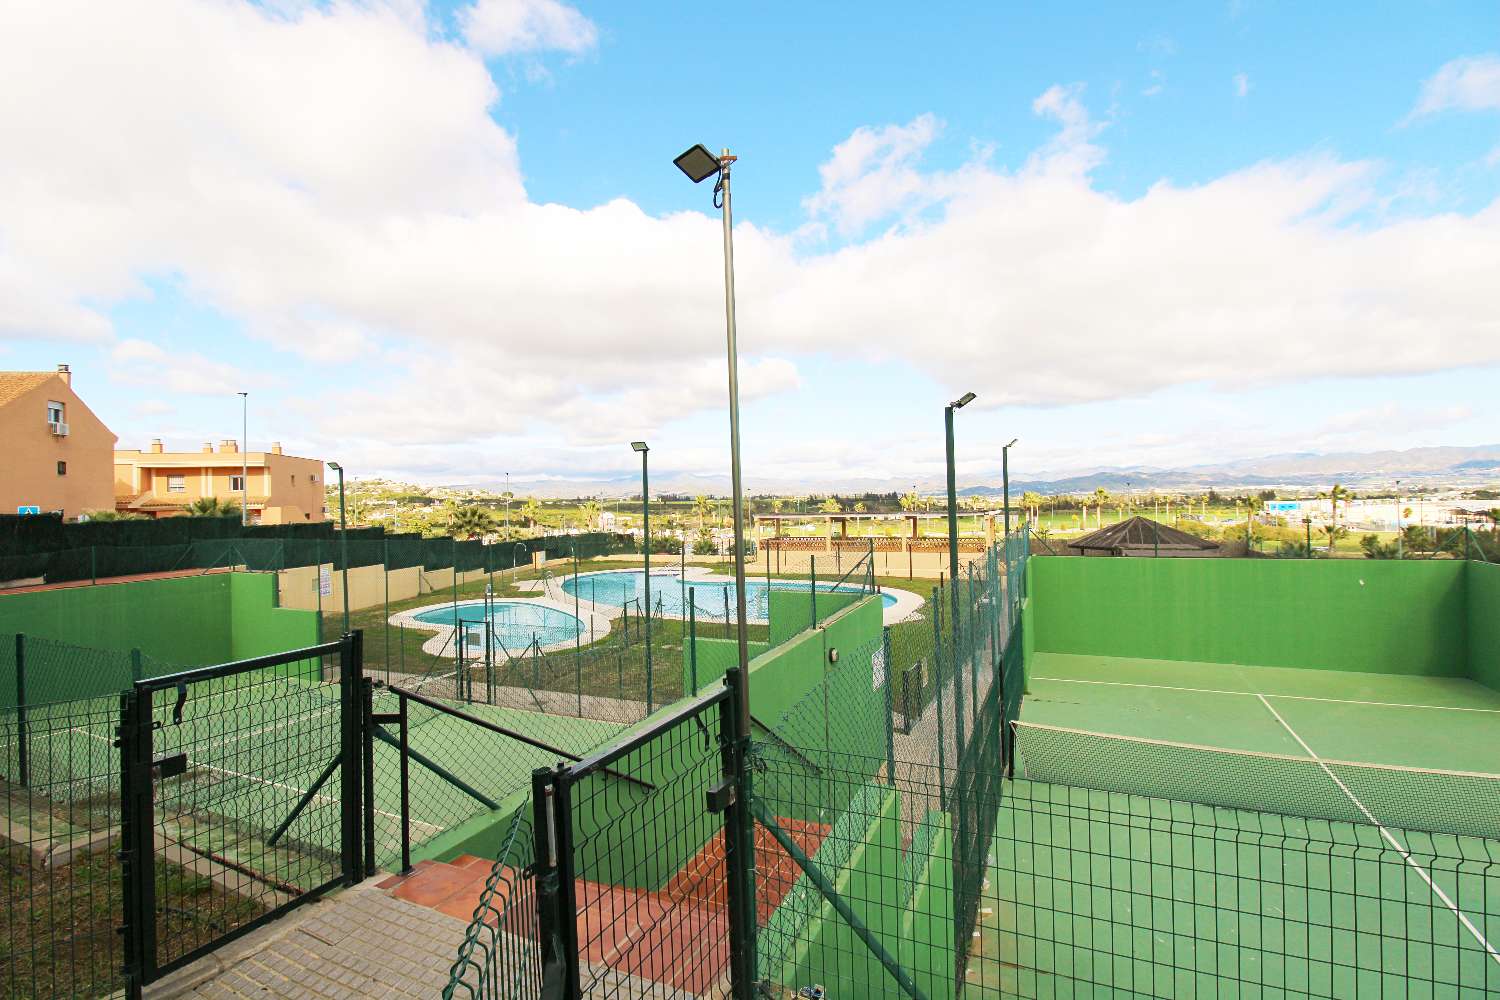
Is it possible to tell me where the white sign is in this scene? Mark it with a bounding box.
[319,566,332,597]
[872,643,886,690]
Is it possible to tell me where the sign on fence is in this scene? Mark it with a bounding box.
[319,565,332,596]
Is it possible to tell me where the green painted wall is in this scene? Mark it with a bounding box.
[228,573,320,677]
[681,635,770,696]
[1467,561,1500,690]
[1029,557,1469,676]
[768,588,862,646]
[0,575,235,665]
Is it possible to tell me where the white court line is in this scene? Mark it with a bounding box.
[1036,675,1500,714]
[1253,693,1500,968]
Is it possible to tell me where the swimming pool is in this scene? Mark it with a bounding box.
[559,571,896,623]
[410,600,583,648]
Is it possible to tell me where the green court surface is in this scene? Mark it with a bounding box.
[3,679,626,878]
[971,651,1500,997]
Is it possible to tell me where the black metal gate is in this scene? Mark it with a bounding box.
[119,633,365,996]
[531,671,756,999]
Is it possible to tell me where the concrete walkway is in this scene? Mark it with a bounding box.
[145,880,468,999]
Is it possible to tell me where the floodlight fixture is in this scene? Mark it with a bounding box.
[951,391,977,409]
[327,461,341,471]
[631,441,649,453]
[1006,437,1018,448]
[674,144,721,184]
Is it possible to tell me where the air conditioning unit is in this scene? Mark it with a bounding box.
[48,421,69,437]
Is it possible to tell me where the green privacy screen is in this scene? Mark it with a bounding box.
[1467,560,1500,689]
[0,572,316,667]
[1028,557,1472,678]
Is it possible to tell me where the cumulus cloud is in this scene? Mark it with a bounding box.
[109,340,258,396]
[461,0,597,56]
[1408,54,1500,118]
[3,2,1500,481]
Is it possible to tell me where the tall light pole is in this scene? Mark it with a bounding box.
[237,392,248,526]
[945,392,976,627]
[631,441,652,711]
[327,462,350,635]
[676,144,757,990]
[674,142,751,729]
[505,471,511,537]
[1002,438,1018,537]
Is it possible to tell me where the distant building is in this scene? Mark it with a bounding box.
[114,440,326,523]
[1067,516,1221,557]
[0,364,117,519]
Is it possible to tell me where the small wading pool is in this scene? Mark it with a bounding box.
[560,570,897,623]
[409,601,583,648]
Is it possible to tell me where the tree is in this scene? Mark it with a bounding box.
[1092,488,1110,527]
[771,498,784,515]
[187,496,240,518]
[820,497,843,514]
[899,491,920,513]
[693,495,713,529]
[519,497,541,528]
[1021,491,1043,524]
[1320,482,1350,552]
[853,501,868,513]
[1360,533,1397,559]
[1321,524,1348,554]
[82,509,145,522]
[579,500,602,531]
[447,505,494,539]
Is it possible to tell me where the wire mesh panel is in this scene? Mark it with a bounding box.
[0,686,125,999]
[123,637,360,985]
[441,811,542,1000]
[535,683,751,999]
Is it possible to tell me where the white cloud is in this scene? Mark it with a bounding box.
[109,340,258,396]
[1142,70,1165,98]
[461,0,597,56]
[1234,72,1251,98]
[3,2,1500,482]
[1408,54,1500,119]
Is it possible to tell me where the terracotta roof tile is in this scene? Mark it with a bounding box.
[0,372,59,408]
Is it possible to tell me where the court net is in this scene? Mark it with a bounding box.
[1014,720,1500,843]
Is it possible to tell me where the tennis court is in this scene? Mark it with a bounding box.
[965,650,1500,998]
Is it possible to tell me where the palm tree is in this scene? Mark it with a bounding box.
[520,497,541,529]
[579,500,602,531]
[1092,488,1110,528]
[1021,491,1043,525]
[187,496,240,518]
[899,491,920,513]
[771,498,784,515]
[82,509,145,522]
[1320,483,1351,552]
[447,505,494,539]
[693,495,713,530]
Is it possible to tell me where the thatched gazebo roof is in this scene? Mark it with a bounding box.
[1067,516,1220,557]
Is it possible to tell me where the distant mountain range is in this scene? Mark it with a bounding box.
[446,444,1500,498]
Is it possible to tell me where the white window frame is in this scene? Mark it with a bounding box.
[46,401,64,423]
[230,475,245,492]
[167,475,186,494]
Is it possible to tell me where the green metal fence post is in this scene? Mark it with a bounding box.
[13,634,26,788]
[931,586,947,810]
[689,594,699,695]
[384,539,391,683]
[809,554,817,630]
[90,545,96,585]
[339,629,365,886]
[883,626,896,787]
[720,668,757,997]
[130,647,142,683]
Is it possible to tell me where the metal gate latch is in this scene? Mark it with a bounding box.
[706,779,736,813]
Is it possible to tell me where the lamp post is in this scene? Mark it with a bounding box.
[1002,438,1018,537]
[945,392,976,627]
[1396,479,1403,560]
[1303,516,1313,558]
[631,441,652,711]
[327,462,350,635]
[237,392,248,526]
[674,142,751,730]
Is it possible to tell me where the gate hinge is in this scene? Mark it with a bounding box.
[706,779,736,813]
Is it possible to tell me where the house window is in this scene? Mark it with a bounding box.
[230,475,245,492]
[290,474,296,485]
[310,474,317,484]
[46,401,64,424]
[168,475,186,493]
[56,461,66,476]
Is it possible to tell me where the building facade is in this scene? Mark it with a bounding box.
[0,365,117,519]
[114,440,326,523]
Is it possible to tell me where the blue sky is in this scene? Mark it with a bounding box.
[2,0,1498,492]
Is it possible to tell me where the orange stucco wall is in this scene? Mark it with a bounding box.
[114,447,326,522]
[0,375,117,518]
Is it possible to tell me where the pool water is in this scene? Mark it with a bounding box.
[560,571,895,623]
[410,601,583,648]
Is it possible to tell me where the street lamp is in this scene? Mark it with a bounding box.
[631,441,653,711]
[1396,479,1403,560]
[945,392,976,624]
[674,142,751,730]
[1002,438,1018,537]
[327,462,350,635]
[237,392,248,527]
